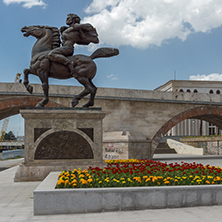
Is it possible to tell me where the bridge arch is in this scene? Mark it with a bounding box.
[0,97,63,120]
[151,106,222,153]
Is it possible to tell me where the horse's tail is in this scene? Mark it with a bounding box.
[90,47,119,60]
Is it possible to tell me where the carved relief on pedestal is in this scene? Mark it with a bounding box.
[34,131,93,159]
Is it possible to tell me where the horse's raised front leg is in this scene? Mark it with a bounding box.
[36,71,49,107]
[72,76,94,107]
[23,68,33,94]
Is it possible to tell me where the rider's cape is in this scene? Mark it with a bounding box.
[77,23,99,45]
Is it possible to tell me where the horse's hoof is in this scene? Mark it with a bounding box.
[35,102,44,108]
[27,85,33,94]
[72,100,79,107]
[82,101,94,108]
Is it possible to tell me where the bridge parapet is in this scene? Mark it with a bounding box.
[0,82,221,105]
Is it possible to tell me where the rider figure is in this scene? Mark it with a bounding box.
[48,13,98,77]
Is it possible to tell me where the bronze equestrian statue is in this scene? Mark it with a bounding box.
[21,13,119,107]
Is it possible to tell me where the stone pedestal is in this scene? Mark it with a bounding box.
[15,108,106,181]
[103,131,152,160]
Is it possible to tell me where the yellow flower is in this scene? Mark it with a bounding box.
[152,178,156,183]
[80,179,88,185]
[71,174,76,178]
[57,181,61,186]
[87,178,93,183]
[196,179,202,184]
[71,179,78,184]
[79,174,85,178]
[145,178,151,182]
[133,177,141,183]
[99,181,102,184]
[206,180,211,184]
[127,178,133,182]
[164,181,169,184]
[215,176,221,181]
[65,180,69,186]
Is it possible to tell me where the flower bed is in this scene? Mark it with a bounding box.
[56,159,222,189]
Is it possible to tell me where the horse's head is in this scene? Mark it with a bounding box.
[21,25,46,39]
[22,25,60,59]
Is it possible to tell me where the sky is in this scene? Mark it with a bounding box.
[2,0,222,135]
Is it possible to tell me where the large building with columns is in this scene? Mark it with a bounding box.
[155,80,222,136]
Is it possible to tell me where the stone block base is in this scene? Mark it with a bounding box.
[15,161,105,182]
[15,108,106,181]
[103,131,152,160]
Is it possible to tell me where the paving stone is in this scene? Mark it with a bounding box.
[1,157,222,221]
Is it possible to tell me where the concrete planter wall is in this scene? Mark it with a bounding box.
[34,172,222,215]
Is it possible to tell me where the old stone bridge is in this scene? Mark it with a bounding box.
[1,82,222,158]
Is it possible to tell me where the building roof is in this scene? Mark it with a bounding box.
[154,80,222,91]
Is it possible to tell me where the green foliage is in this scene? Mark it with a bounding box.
[4,131,16,141]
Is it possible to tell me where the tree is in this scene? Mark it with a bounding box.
[4,131,16,141]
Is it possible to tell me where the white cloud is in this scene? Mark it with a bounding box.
[107,74,118,81]
[83,0,222,49]
[189,73,222,81]
[3,0,46,8]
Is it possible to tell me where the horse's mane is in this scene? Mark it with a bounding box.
[45,26,61,49]
[32,25,61,49]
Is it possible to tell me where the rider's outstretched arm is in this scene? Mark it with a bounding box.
[71,23,94,32]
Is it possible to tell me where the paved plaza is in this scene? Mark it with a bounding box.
[1,155,222,222]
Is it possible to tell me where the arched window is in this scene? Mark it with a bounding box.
[179,89,184,92]
[209,90,213,94]
[193,89,198,93]
[186,89,191,92]
[216,90,220,94]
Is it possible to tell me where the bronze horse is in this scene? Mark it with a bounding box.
[21,25,119,107]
